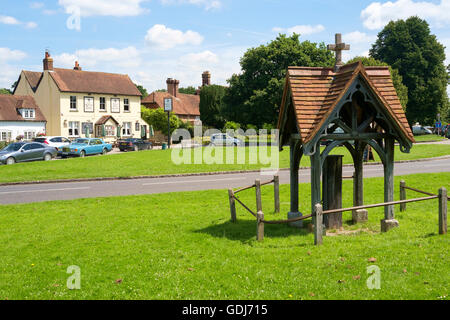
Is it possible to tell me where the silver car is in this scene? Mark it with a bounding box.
[0,142,57,165]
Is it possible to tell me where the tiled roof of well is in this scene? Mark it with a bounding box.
[278,61,414,144]
[142,92,200,116]
[0,94,46,122]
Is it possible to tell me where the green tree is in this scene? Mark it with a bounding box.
[179,86,197,95]
[370,17,449,124]
[223,34,334,127]
[346,56,408,110]
[0,88,11,95]
[141,107,180,136]
[135,84,148,98]
[199,85,227,129]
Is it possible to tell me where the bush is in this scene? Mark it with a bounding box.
[223,121,241,131]
[141,107,180,136]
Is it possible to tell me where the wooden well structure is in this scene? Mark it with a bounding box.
[277,37,415,231]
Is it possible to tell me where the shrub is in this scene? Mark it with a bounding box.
[223,121,241,131]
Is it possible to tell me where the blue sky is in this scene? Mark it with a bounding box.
[1,0,449,93]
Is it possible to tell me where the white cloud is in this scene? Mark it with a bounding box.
[160,0,222,11]
[145,24,204,50]
[0,48,27,61]
[340,31,377,62]
[0,14,37,28]
[58,0,148,17]
[272,24,325,36]
[0,15,21,25]
[361,0,450,30]
[0,48,28,89]
[53,46,141,70]
[179,51,219,65]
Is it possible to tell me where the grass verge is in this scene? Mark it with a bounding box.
[0,173,448,299]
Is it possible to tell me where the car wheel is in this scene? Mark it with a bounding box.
[102,148,108,155]
[80,150,86,158]
[6,157,15,165]
[43,153,52,161]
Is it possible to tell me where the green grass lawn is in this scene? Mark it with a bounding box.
[0,143,448,184]
[413,134,447,142]
[0,173,448,300]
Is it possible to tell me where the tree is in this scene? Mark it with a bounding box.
[346,56,408,110]
[179,86,197,95]
[135,84,148,98]
[199,85,226,128]
[0,88,11,95]
[370,17,449,124]
[141,107,180,136]
[223,34,334,127]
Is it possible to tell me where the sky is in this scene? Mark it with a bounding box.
[0,0,449,93]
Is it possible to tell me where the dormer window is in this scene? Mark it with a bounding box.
[20,108,35,119]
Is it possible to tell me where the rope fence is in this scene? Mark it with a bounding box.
[228,176,448,245]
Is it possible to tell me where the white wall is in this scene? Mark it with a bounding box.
[0,121,46,141]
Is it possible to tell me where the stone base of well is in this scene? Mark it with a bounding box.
[352,209,368,223]
[380,219,399,232]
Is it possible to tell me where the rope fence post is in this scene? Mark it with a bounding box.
[255,179,262,213]
[256,211,264,241]
[314,204,323,246]
[228,188,237,223]
[400,180,406,212]
[438,187,447,235]
[274,175,280,214]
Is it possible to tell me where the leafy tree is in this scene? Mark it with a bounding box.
[223,34,334,127]
[223,121,240,131]
[179,86,197,95]
[0,88,11,95]
[199,85,226,129]
[370,17,449,124]
[135,84,148,98]
[346,56,408,110]
[141,107,180,136]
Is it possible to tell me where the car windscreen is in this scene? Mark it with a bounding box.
[75,139,89,144]
[33,138,46,143]
[2,143,24,152]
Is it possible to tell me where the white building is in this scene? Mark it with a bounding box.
[0,94,46,142]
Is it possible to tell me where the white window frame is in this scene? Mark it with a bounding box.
[105,125,115,137]
[124,98,130,112]
[0,131,12,141]
[68,121,80,137]
[23,131,36,140]
[70,96,77,111]
[122,122,131,136]
[99,97,106,111]
[20,108,35,119]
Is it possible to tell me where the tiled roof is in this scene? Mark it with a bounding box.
[49,68,142,96]
[95,115,119,125]
[278,61,414,144]
[22,71,43,92]
[142,91,200,116]
[0,94,46,122]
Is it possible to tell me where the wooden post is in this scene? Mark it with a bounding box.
[255,179,262,213]
[383,137,395,220]
[290,139,301,213]
[256,211,264,241]
[274,175,280,214]
[310,145,322,226]
[322,155,343,229]
[228,188,237,223]
[314,204,323,246]
[353,147,364,212]
[438,187,447,235]
[400,180,406,212]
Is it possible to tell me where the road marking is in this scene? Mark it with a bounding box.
[0,187,91,195]
[142,177,247,186]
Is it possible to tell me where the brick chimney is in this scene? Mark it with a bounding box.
[166,78,179,97]
[73,61,82,71]
[43,50,53,71]
[202,71,211,87]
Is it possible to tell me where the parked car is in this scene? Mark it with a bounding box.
[33,136,71,154]
[210,133,243,146]
[0,142,57,165]
[118,138,152,152]
[60,138,112,158]
[412,124,432,135]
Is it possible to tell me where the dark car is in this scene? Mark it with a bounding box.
[118,138,152,152]
[0,142,57,165]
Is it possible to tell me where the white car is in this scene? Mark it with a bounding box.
[33,136,71,153]
[210,133,243,146]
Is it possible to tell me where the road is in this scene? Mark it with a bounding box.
[0,158,448,205]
